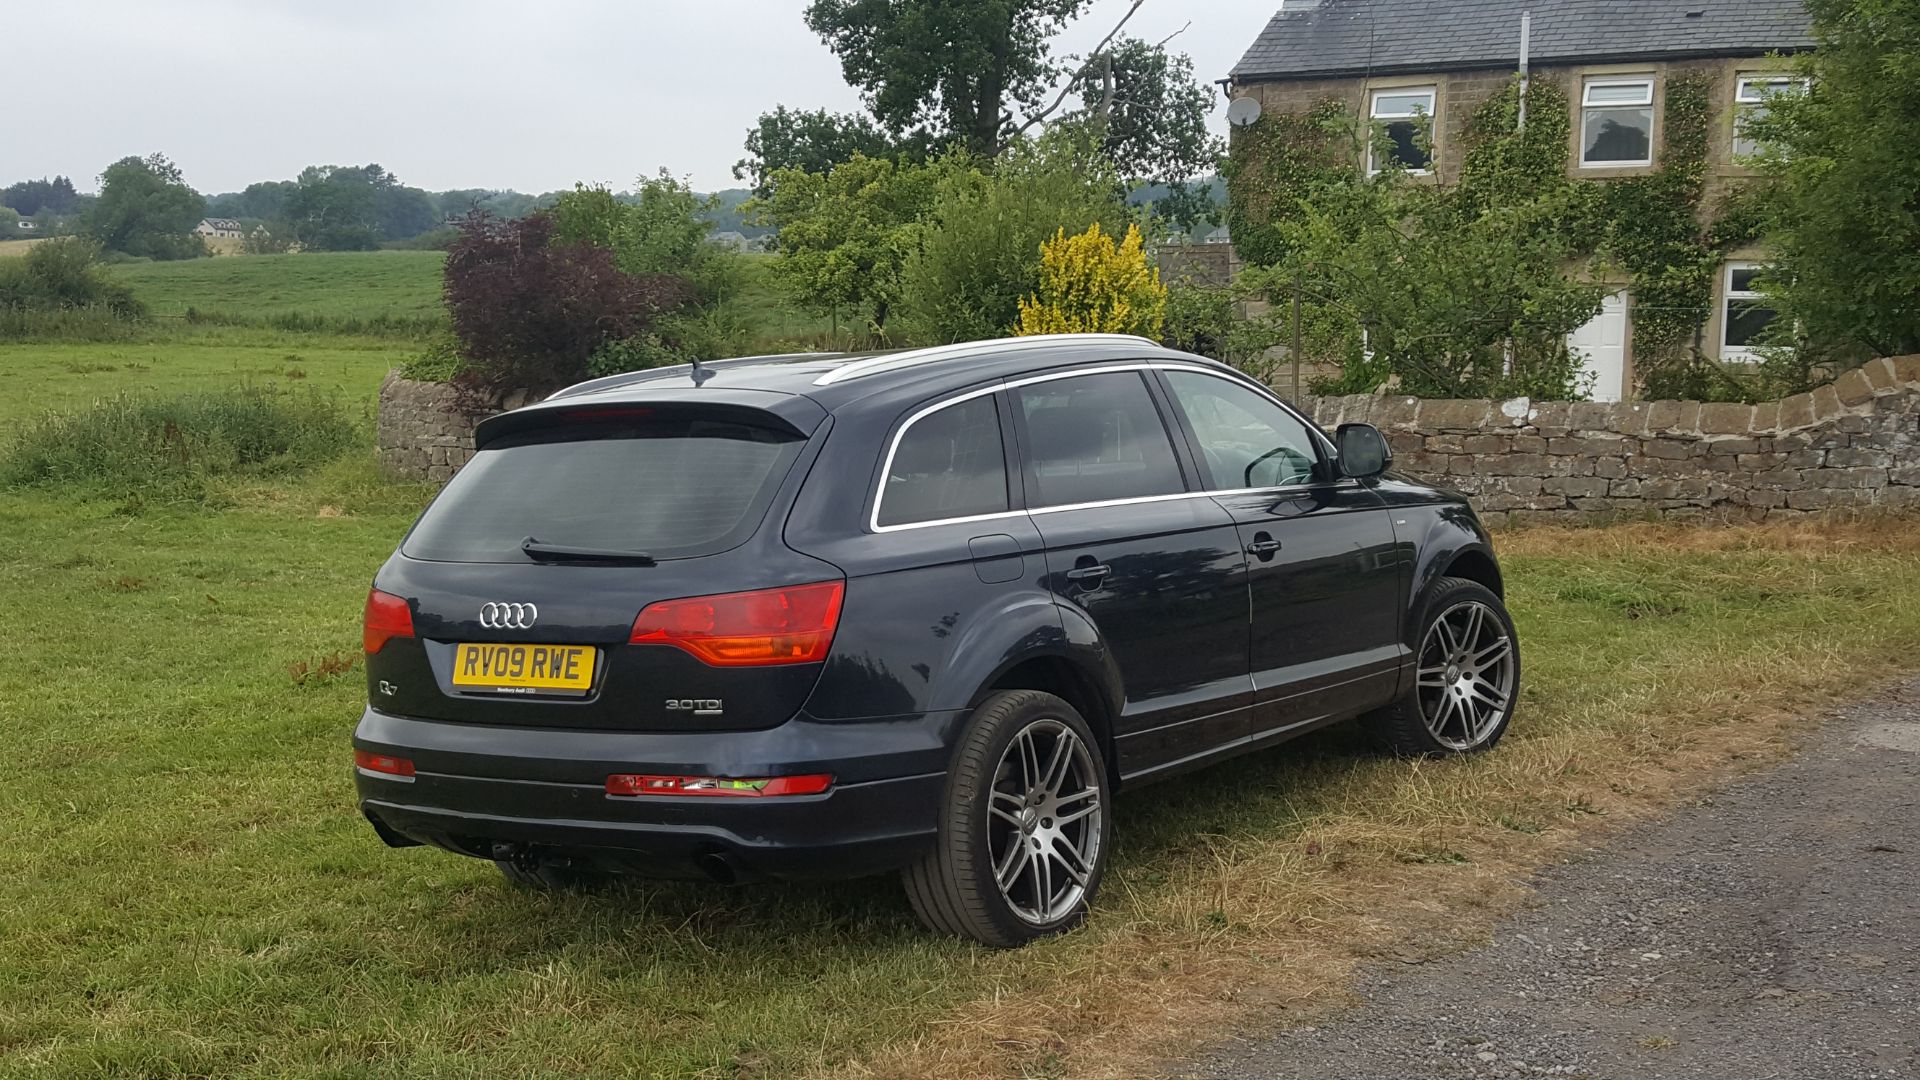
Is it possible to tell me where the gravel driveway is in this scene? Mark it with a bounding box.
[1181,678,1920,1080]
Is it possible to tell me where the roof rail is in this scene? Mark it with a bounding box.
[547,353,847,401]
[810,334,1160,387]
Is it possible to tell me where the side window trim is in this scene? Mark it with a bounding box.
[865,361,1344,532]
[869,380,1025,534]
[1148,367,1339,494]
[1006,369,1191,512]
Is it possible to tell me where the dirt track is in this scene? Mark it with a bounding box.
[1181,678,1920,1079]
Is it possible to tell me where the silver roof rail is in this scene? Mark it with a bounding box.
[810,334,1160,387]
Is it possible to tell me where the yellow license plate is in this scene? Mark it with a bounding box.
[452,643,598,696]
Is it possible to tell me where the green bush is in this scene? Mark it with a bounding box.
[399,335,465,381]
[0,387,360,498]
[0,237,145,341]
[894,133,1133,344]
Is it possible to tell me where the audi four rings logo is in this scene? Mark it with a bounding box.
[479,602,539,629]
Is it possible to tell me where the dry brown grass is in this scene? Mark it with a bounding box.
[825,520,1920,1080]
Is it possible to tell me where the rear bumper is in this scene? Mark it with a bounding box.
[352,706,959,881]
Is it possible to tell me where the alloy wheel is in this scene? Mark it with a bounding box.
[986,718,1103,925]
[1415,599,1516,751]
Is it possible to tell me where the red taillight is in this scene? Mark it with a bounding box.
[629,580,844,667]
[363,589,416,654]
[355,749,416,777]
[605,773,833,797]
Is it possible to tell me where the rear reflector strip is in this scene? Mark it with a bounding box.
[355,750,416,778]
[605,774,833,798]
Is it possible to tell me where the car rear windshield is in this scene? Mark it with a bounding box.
[402,417,805,563]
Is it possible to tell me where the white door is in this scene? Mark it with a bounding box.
[1567,290,1629,402]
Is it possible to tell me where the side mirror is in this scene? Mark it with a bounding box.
[1336,423,1392,479]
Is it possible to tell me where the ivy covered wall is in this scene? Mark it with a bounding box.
[1224,58,1775,400]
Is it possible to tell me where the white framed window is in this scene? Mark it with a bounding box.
[1580,77,1655,166]
[1720,262,1779,363]
[1733,74,1808,160]
[1368,86,1436,174]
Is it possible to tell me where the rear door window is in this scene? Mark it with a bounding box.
[1014,371,1186,508]
[877,395,1010,527]
[403,417,803,563]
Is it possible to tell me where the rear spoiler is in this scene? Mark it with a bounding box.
[473,387,827,451]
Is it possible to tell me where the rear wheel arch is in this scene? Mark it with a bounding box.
[980,654,1120,788]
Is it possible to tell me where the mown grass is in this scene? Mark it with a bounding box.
[109,251,447,337]
[0,324,407,426]
[2,493,1916,1078]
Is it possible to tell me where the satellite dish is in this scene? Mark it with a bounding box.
[1226,96,1263,127]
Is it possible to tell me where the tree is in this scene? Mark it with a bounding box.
[552,171,735,299]
[790,3,1218,222]
[205,180,295,221]
[1749,0,1920,369]
[443,212,692,397]
[83,154,207,260]
[895,130,1131,343]
[804,0,1093,156]
[1016,222,1166,336]
[1068,38,1221,231]
[734,106,909,198]
[284,164,426,250]
[1247,171,1603,400]
[748,153,949,335]
[2,176,79,217]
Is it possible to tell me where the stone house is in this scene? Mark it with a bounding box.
[1223,0,1814,401]
[194,218,245,239]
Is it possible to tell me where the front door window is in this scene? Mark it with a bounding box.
[1160,370,1322,490]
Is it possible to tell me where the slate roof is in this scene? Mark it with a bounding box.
[1231,0,1814,81]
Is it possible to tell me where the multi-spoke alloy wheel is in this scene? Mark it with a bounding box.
[986,719,1103,925]
[1415,599,1516,751]
[903,689,1111,947]
[1363,576,1521,757]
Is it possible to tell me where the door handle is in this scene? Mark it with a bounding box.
[1246,534,1282,559]
[1065,560,1112,586]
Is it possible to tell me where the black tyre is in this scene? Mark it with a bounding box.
[1364,576,1520,757]
[903,689,1111,948]
[494,856,613,891]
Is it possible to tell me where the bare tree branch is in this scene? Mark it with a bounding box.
[1153,20,1190,49]
[1004,0,1148,144]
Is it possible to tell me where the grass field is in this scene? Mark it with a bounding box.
[0,327,408,424]
[110,251,448,333]
[2,481,1917,1079]
[4,251,1919,1078]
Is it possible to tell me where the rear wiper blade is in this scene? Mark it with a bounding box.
[520,537,657,565]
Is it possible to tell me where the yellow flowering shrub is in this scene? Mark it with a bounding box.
[1015,223,1168,338]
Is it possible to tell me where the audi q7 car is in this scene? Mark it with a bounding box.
[353,334,1518,947]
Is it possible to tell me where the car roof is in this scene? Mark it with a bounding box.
[541,334,1233,415]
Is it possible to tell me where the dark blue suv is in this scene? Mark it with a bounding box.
[354,334,1518,947]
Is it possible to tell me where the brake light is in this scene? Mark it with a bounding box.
[363,589,415,654]
[629,581,844,667]
[561,407,653,421]
[355,750,416,777]
[605,773,833,797]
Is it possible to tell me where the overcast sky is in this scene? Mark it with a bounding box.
[3,0,1279,196]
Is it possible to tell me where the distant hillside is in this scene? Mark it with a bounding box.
[200,185,768,241]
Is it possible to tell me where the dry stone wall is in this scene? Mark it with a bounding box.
[1300,356,1920,524]
[378,359,1920,526]
[375,373,533,482]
